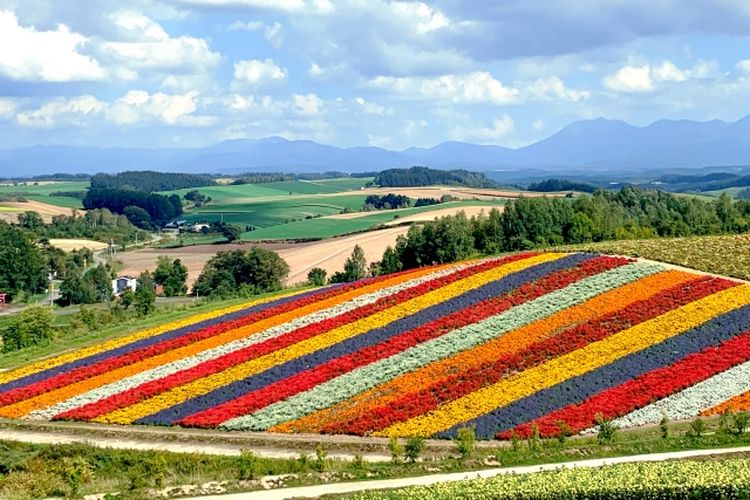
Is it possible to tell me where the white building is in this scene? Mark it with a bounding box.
[112,276,138,295]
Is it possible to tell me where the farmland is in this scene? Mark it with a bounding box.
[0,181,88,209]
[1,251,749,440]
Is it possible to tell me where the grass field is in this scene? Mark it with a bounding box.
[0,181,88,209]
[557,233,750,281]
[243,201,504,240]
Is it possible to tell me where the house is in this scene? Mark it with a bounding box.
[112,276,138,295]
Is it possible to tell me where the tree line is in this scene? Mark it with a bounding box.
[91,171,216,193]
[83,189,183,229]
[373,166,497,188]
[378,187,750,273]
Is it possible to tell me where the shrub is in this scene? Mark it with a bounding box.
[307,267,327,287]
[555,420,572,445]
[404,437,424,463]
[659,413,670,439]
[595,414,618,445]
[238,449,257,480]
[454,427,476,460]
[688,418,706,438]
[388,436,403,464]
[314,444,328,472]
[734,411,750,435]
[1,306,55,352]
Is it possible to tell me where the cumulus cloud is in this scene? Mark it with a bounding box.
[100,11,221,78]
[369,71,520,105]
[353,97,393,116]
[176,0,333,14]
[603,60,713,93]
[232,58,287,88]
[736,59,750,74]
[449,115,514,143]
[525,76,590,101]
[230,20,284,47]
[0,99,18,120]
[292,93,323,116]
[15,91,214,128]
[16,96,106,127]
[0,10,105,82]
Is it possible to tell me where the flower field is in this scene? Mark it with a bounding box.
[1,251,750,439]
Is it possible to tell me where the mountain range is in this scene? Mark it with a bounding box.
[5,114,750,176]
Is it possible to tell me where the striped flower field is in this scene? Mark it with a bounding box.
[2,251,750,440]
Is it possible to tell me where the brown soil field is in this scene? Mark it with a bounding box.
[117,227,410,287]
[383,205,504,225]
[0,200,76,223]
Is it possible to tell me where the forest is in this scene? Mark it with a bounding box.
[90,171,216,193]
[373,166,497,188]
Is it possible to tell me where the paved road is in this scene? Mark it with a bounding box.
[192,446,750,499]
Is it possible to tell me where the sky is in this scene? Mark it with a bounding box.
[2,1,750,150]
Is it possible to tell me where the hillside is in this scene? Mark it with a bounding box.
[1,252,749,439]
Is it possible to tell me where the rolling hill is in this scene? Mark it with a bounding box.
[1,252,749,439]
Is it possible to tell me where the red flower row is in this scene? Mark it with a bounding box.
[334,275,731,436]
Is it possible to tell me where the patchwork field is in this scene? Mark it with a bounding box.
[0,200,78,223]
[0,181,88,209]
[1,252,749,440]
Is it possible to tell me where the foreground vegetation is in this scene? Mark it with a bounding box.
[557,233,750,281]
[3,417,750,498]
[348,458,750,499]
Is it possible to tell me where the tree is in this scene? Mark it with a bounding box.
[122,205,153,230]
[0,222,47,302]
[307,267,327,286]
[134,271,156,316]
[378,246,402,275]
[404,436,424,463]
[85,265,113,303]
[343,245,367,281]
[214,222,243,242]
[2,306,55,352]
[193,248,289,298]
[153,256,188,296]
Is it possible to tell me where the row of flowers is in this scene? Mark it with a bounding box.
[46,256,505,422]
[378,282,750,438]
[335,273,724,436]
[221,260,655,432]
[88,253,565,425]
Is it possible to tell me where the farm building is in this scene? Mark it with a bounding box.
[112,276,137,295]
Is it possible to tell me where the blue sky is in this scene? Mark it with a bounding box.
[1,0,750,150]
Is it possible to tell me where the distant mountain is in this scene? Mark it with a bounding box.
[4,114,750,176]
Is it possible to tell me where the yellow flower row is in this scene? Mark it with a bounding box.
[0,264,447,418]
[0,291,304,386]
[95,253,566,424]
[378,283,750,437]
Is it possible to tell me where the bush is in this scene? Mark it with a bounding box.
[688,417,706,438]
[388,436,403,464]
[238,449,257,480]
[307,267,327,287]
[454,427,476,460]
[314,444,328,472]
[659,414,670,439]
[734,411,750,435]
[595,414,617,445]
[404,437,424,463]
[1,306,55,352]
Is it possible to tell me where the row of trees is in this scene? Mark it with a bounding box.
[363,194,411,210]
[373,166,497,188]
[91,171,215,193]
[378,188,750,273]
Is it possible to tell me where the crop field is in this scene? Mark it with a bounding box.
[558,233,750,281]
[243,201,504,240]
[1,252,750,439]
[0,180,88,209]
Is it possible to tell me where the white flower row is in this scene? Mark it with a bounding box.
[222,262,663,431]
[599,359,750,430]
[29,260,486,420]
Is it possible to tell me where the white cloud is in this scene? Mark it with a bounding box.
[653,60,688,82]
[603,64,654,93]
[353,97,392,116]
[736,59,750,74]
[0,10,105,82]
[177,0,333,14]
[369,71,520,105]
[230,20,284,47]
[101,11,221,78]
[308,62,325,77]
[526,76,590,101]
[108,90,215,126]
[532,119,546,131]
[450,115,515,143]
[16,96,106,128]
[391,2,450,34]
[232,58,287,88]
[293,93,323,116]
[0,99,18,120]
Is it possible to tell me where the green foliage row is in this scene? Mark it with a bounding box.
[374,166,497,189]
[90,171,216,193]
[350,458,750,499]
